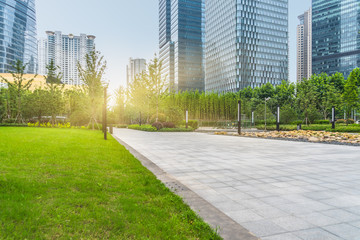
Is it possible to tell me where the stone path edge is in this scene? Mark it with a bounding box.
[112,134,259,240]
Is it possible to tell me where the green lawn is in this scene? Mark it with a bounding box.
[0,128,221,239]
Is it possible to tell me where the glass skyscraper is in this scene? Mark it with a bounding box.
[0,0,37,74]
[159,0,205,92]
[205,0,289,93]
[312,0,360,78]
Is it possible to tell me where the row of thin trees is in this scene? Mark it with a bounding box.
[113,65,360,125]
[0,49,107,129]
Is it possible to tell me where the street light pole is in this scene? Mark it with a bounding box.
[265,97,270,131]
[238,100,242,135]
[103,85,108,140]
[276,105,280,132]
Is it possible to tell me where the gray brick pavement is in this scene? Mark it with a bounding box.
[113,129,360,240]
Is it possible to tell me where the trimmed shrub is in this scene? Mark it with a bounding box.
[336,119,346,124]
[159,127,194,132]
[314,120,330,125]
[346,119,355,124]
[163,122,176,128]
[152,122,163,130]
[181,120,199,129]
[128,124,157,132]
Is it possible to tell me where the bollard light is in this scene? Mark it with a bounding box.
[332,106,335,129]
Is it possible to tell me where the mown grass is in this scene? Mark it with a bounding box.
[0,128,221,239]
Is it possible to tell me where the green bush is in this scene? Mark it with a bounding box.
[336,119,346,124]
[314,120,331,124]
[152,122,163,130]
[181,120,199,129]
[346,119,355,124]
[128,124,157,132]
[290,120,304,125]
[159,127,194,132]
[327,126,360,133]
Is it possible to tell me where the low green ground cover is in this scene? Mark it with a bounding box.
[128,124,194,132]
[0,128,220,239]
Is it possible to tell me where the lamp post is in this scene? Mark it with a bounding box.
[103,85,108,140]
[276,105,280,132]
[238,100,242,135]
[265,97,271,131]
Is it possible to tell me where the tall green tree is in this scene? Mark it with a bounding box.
[78,49,107,129]
[45,60,64,124]
[343,70,360,119]
[0,60,37,123]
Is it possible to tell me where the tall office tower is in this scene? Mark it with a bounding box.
[0,0,37,74]
[126,58,147,86]
[159,0,205,92]
[38,31,95,85]
[37,39,48,76]
[205,0,289,93]
[312,0,360,78]
[297,8,312,82]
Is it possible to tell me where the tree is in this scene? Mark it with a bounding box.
[78,49,107,129]
[23,88,48,123]
[147,57,168,121]
[114,86,126,124]
[45,60,64,124]
[0,60,37,123]
[343,70,360,120]
[296,79,319,124]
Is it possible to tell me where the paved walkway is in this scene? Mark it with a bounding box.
[113,129,360,240]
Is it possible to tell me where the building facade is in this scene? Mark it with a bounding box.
[159,0,205,92]
[38,31,95,85]
[297,8,312,82]
[205,0,289,93]
[0,0,37,74]
[126,58,146,86]
[312,0,360,78]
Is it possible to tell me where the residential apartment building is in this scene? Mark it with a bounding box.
[205,0,289,92]
[159,0,205,92]
[312,0,360,78]
[126,58,147,86]
[297,8,312,82]
[38,31,95,85]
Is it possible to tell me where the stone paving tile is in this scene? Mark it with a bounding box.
[113,129,360,239]
[270,216,315,232]
[241,220,287,237]
[226,209,264,223]
[297,212,341,227]
[323,223,360,240]
[292,228,343,240]
[261,233,302,240]
[321,209,360,222]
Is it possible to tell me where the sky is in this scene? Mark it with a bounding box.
[36,0,311,92]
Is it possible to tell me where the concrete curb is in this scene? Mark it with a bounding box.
[112,134,258,240]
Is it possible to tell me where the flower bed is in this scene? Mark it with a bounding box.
[240,130,360,145]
